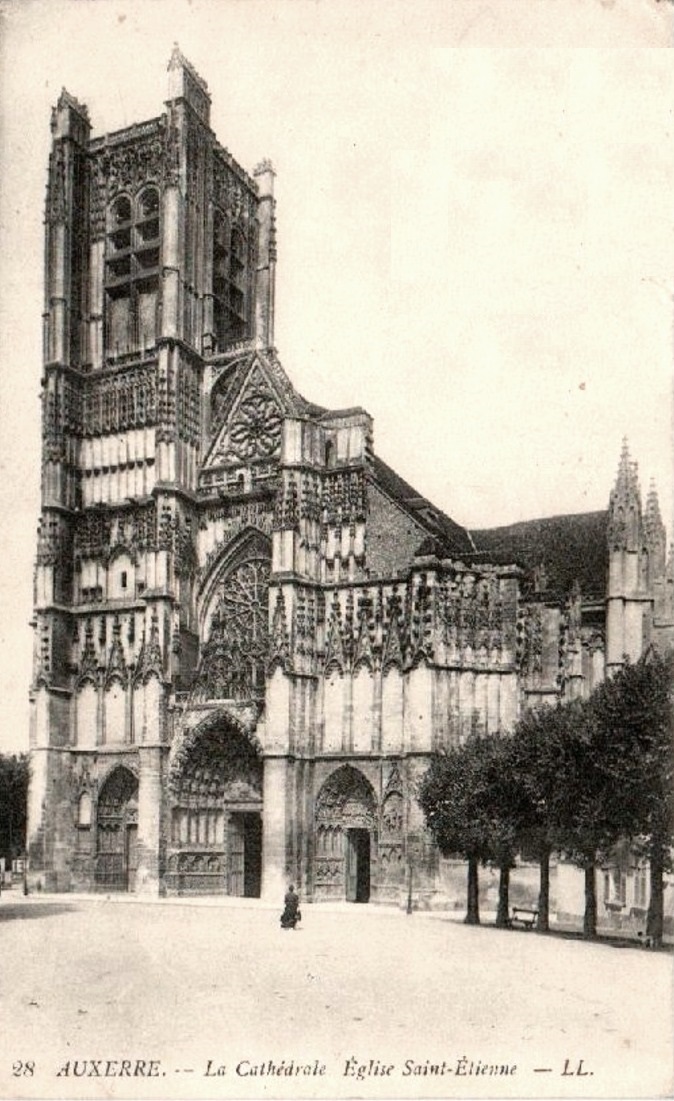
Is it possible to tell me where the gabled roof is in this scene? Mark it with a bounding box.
[208,346,325,437]
[370,454,475,557]
[471,511,609,599]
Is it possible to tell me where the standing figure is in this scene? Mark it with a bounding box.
[280,884,301,929]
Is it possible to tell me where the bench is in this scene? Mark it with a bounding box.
[510,907,538,929]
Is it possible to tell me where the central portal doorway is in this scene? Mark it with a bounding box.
[166,713,264,896]
[346,828,371,903]
[228,813,262,898]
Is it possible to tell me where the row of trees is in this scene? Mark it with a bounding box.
[418,650,674,947]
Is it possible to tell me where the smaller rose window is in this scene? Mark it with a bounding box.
[228,393,282,462]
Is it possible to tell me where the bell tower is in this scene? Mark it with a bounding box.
[27,50,277,893]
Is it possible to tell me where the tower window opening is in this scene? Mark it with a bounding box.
[111,196,132,226]
[212,211,248,352]
[138,188,160,219]
[104,187,160,357]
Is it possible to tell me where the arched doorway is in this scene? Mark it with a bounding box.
[94,767,139,891]
[166,716,263,896]
[314,766,377,902]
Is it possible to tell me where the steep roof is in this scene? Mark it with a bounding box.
[370,454,475,557]
[471,511,609,599]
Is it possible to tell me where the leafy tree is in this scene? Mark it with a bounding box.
[510,701,587,933]
[544,697,638,939]
[475,734,523,928]
[0,753,29,868]
[419,734,525,927]
[590,649,674,948]
[420,650,674,944]
[418,738,494,924]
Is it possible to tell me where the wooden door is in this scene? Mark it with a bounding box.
[95,823,126,890]
[243,814,262,898]
[126,825,138,892]
[355,830,371,902]
[95,768,138,892]
[345,831,358,902]
[346,829,371,902]
[228,815,245,896]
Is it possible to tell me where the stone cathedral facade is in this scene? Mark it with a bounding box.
[28,52,674,910]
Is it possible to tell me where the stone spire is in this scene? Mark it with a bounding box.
[607,439,642,552]
[644,479,667,573]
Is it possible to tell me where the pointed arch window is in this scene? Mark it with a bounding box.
[212,211,249,351]
[199,556,270,701]
[105,187,161,358]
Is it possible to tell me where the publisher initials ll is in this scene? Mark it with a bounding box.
[562,1058,591,1077]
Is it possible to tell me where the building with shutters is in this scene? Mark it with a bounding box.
[27,51,674,914]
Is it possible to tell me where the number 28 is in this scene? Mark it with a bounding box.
[12,1061,35,1077]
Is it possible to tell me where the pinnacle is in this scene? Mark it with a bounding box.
[167,43,209,94]
[610,438,641,512]
[643,478,667,549]
[645,479,661,514]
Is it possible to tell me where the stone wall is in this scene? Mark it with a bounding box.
[366,483,428,578]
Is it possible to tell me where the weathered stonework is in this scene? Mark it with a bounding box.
[28,55,673,918]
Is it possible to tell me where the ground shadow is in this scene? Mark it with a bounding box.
[537,924,673,954]
[438,916,673,953]
[0,902,77,922]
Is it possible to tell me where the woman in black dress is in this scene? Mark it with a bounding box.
[280,884,301,928]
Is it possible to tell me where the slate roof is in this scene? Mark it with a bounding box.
[471,511,609,599]
[370,454,476,556]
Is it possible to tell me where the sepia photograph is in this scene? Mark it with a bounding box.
[0,1,672,1098]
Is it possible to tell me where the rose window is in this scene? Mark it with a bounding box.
[228,393,282,461]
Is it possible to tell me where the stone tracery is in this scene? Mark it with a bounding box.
[207,365,283,467]
[195,556,270,701]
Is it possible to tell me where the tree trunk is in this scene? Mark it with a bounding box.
[583,863,597,938]
[646,842,664,949]
[465,857,480,925]
[537,849,550,932]
[495,864,510,928]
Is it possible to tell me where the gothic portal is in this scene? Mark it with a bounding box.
[28,52,673,909]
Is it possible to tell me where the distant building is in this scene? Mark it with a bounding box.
[28,52,673,921]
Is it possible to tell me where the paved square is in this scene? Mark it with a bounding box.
[0,896,671,1099]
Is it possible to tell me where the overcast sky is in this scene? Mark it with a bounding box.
[0,0,672,752]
